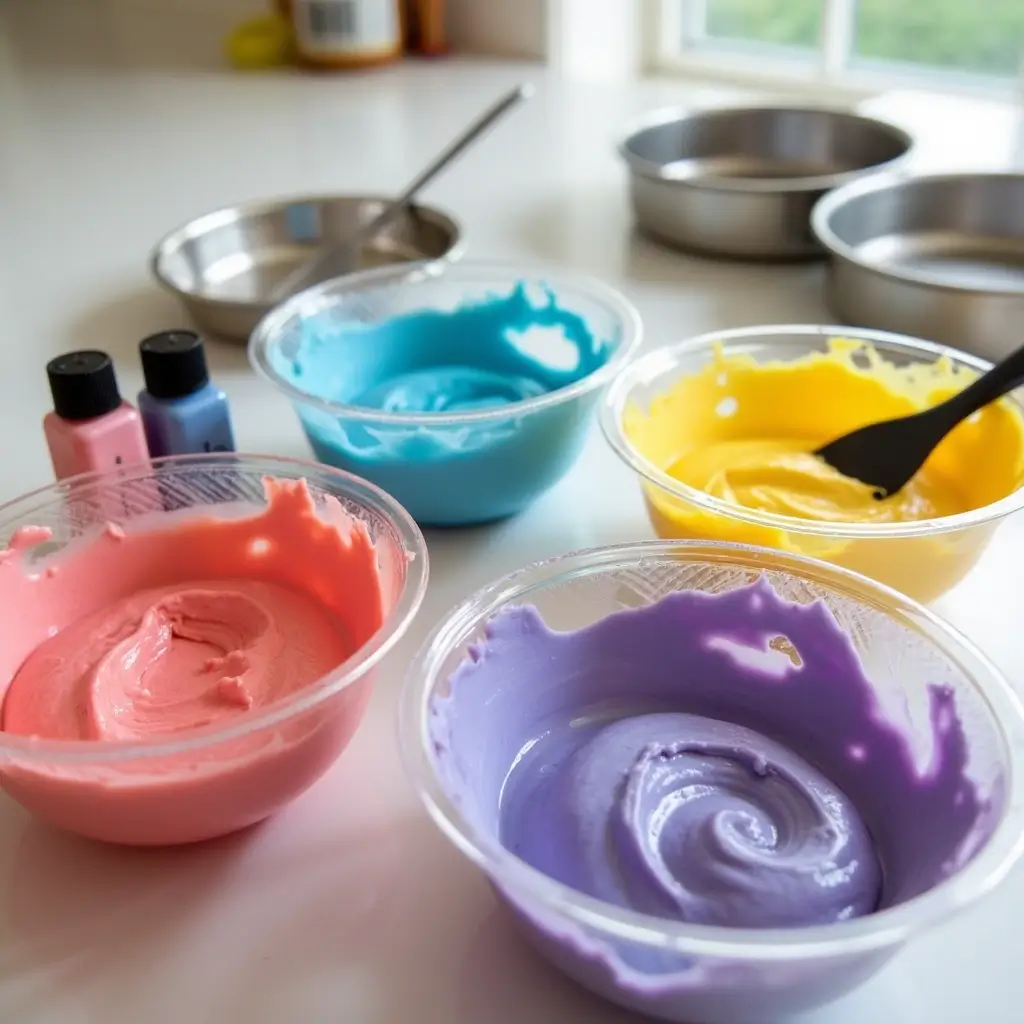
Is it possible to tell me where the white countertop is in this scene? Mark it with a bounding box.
[2,3,1024,1022]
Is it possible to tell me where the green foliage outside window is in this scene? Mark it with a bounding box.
[704,0,1023,77]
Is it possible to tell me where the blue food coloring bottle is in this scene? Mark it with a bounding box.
[137,330,236,457]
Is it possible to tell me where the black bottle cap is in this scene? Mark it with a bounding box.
[46,350,122,421]
[139,330,210,400]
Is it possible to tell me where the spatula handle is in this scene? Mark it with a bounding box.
[929,343,1024,431]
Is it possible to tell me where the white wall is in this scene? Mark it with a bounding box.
[446,0,643,78]
[547,0,639,79]
[446,0,548,60]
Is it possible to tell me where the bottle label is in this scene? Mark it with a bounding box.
[293,0,399,55]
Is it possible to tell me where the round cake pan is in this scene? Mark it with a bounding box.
[150,195,465,344]
[618,106,912,260]
[812,171,1024,362]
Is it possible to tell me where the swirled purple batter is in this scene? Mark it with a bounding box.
[429,577,992,936]
[502,712,880,927]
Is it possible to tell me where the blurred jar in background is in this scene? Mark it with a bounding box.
[291,0,403,69]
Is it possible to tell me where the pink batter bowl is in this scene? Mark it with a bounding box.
[0,453,427,846]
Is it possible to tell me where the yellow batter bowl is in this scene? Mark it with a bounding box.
[602,327,1024,603]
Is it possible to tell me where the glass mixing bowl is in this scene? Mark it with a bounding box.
[249,260,643,526]
[0,454,428,846]
[599,325,1024,603]
[399,540,1024,1024]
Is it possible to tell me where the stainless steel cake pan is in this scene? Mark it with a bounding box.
[812,171,1024,362]
[618,106,912,260]
[150,194,464,344]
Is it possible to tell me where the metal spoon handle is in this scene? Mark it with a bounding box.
[355,82,534,244]
[270,83,533,302]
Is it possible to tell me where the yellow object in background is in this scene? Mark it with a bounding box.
[623,339,1024,602]
[227,1,445,72]
[225,13,296,69]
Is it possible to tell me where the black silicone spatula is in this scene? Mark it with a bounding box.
[815,342,1024,498]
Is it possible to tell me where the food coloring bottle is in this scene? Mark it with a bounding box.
[43,350,149,481]
[137,330,236,457]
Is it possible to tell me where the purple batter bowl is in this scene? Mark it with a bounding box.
[399,540,1024,1024]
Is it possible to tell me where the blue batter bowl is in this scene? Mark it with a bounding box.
[249,261,642,526]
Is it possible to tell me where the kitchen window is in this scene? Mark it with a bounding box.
[648,0,1024,100]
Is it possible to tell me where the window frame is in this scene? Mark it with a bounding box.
[645,0,1023,103]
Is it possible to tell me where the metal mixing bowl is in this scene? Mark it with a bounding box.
[618,106,912,260]
[150,194,464,343]
[812,171,1024,361]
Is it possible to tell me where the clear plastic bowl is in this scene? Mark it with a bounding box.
[249,260,643,526]
[0,454,427,846]
[600,325,1024,603]
[399,540,1024,1024]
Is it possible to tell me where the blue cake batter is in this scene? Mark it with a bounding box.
[273,282,618,525]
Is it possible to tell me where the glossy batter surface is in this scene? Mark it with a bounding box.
[502,710,881,928]
[274,281,615,525]
[0,477,387,844]
[430,579,990,944]
[277,282,610,423]
[620,339,1024,601]
[3,580,350,741]
[623,339,1024,525]
[671,440,954,524]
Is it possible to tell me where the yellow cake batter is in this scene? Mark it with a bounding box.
[622,338,1024,601]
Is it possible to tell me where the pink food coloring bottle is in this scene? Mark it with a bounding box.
[43,350,149,481]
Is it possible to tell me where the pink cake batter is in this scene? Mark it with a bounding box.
[0,477,386,845]
[3,580,352,740]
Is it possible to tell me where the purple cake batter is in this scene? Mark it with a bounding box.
[429,578,989,937]
[501,712,880,928]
